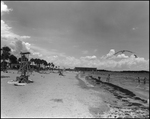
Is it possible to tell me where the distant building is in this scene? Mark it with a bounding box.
[74,67,97,71]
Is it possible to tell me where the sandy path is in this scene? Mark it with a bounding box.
[1,71,106,118]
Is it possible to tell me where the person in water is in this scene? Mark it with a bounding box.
[137,77,140,84]
[143,77,146,85]
[106,74,110,83]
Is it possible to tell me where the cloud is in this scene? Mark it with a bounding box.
[7,39,31,56]
[1,1,12,15]
[32,52,43,58]
[14,46,147,70]
[117,54,129,59]
[1,1,31,57]
[1,1,30,43]
[101,49,133,60]
[106,49,115,57]
[50,49,149,70]
[81,55,97,60]
[1,20,30,40]
[101,49,115,59]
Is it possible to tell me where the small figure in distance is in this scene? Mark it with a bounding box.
[98,76,101,82]
[143,77,146,85]
[106,74,110,83]
[137,77,140,84]
[59,69,64,76]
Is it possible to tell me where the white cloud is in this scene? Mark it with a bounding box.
[1,20,30,40]
[25,47,148,70]
[51,49,149,70]
[101,49,115,59]
[1,1,30,45]
[1,1,31,57]
[81,55,97,60]
[107,49,115,57]
[1,1,12,15]
[32,52,43,58]
[116,54,129,59]
[7,39,32,57]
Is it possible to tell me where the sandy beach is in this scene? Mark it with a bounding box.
[1,70,149,118]
[1,70,107,118]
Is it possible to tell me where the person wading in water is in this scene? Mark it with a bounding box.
[137,77,140,84]
[143,77,146,85]
[106,74,110,83]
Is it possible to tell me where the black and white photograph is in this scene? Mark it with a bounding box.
[1,1,149,118]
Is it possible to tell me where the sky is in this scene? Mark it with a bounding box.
[1,1,149,70]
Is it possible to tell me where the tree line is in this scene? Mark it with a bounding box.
[1,46,58,71]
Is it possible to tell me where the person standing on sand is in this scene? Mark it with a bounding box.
[106,74,110,83]
[98,76,101,82]
[143,77,146,85]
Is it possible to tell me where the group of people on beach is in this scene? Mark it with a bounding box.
[92,73,148,85]
[137,77,147,85]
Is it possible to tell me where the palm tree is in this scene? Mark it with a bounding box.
[43,60,48,70]
[41,59,45,70]
[30,58,35,69]
[30,58,34,65]
[34,58,41,71]
[47,62,50,69]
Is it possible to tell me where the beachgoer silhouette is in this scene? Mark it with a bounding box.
[98,76,101,82]
[143,77,146,85]
[137,77,140,84]
[59,70,64,76]
[106,74,110,83]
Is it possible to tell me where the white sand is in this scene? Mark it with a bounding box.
[1,71,107,118]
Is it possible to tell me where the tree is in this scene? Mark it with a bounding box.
[9,54,18,64]
[47,62,51,70]
[1,46,11,70]
[42,60,48,68]
[9,54,18,69]
[34,58,41,71]
[30,58,35,65]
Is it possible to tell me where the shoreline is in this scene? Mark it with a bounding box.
[75,73,110,118]
[76,72,149,118]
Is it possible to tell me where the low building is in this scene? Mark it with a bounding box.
[74,67,97,71]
